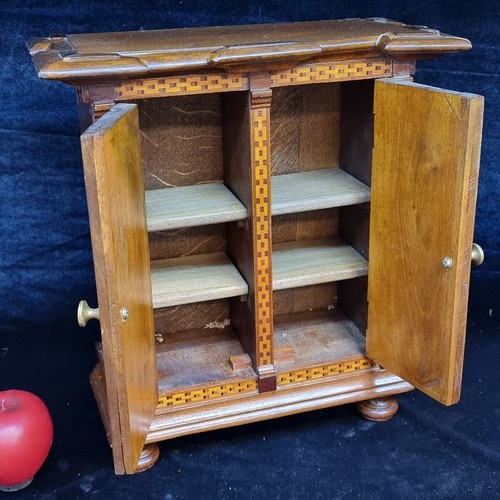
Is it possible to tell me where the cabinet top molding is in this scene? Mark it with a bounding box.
[28,18,471,83]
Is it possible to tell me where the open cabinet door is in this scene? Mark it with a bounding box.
[367,79,483,405]
[81,104,157,473]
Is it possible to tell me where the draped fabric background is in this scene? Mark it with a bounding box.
[1,1,499,498]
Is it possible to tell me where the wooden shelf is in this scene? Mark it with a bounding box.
[272,237,368,291]
[274,309,367,371]
[146,183,247,231]
[271,168,370,216]
[151,252,248,308]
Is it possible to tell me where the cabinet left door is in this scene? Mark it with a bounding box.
[81,103,157,474]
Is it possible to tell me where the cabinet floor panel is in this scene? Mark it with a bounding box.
[272,237,368,290]
[156,328,257,408]
[146,182,247,231]
[272,167,370,216]
[151,252,248,308]
[274,309,369,381]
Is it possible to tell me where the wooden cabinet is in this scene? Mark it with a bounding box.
[29,18,484,474]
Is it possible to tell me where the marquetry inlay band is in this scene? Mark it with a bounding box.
[251,105,273,367]
[270,59,392,87]
[157,379,258,408]
[115,73,249,100]
[277,358,374,386]
[113,59,391,100]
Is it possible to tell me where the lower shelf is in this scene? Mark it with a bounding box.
[154,308,372,410]
[272,237,368,290]
[155,327,258,409]
[274,309,371,387]
[150,252,248,308]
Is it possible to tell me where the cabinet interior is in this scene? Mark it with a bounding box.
[133,79,374,401]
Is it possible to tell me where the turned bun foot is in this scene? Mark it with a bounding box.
[356,396,399,422]
[135,443,160,473]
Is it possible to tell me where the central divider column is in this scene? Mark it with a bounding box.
[249,73,275,392]
[223,72,276,392]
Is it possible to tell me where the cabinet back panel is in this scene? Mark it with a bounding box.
[134,95,224,190]
[148,224,226,260]
[273,283,337,317]
[337,277,368,336]
[340,80,374,186]
[154,298,231,336]
[271,84,340,175]
[339,203,370,260]
[272,208,338,245]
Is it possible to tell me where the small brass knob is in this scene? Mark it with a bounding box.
[77,300,100,327]
[441,256,453,270]
[471,243,484,267]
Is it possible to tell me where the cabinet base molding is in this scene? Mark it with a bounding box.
[91,361,410,472]
[146,369,412,443]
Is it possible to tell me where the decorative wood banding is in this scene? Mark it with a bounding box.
[277,358,374,386]
[270,59,392,87]
[251,105,273,367]
[157,380,258,408]
[115,73,249,100]
[113,60,391,102]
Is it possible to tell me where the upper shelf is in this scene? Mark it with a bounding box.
[146,183,247,231]
[28,18,471,82]
[272,168,370,216]
[145,169,368,231]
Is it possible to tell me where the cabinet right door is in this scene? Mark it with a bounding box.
[367,78,483,405]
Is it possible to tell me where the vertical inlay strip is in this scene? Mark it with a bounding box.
[250,74,275,391]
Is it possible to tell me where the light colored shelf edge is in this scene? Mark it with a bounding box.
[272,238,368,291]
[151,252,248,308]
[272,168,371,216]
[146,183,247,231]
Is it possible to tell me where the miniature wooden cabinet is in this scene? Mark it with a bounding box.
[29,18,484,474]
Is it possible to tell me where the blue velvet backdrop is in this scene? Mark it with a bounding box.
[0,1,499,498]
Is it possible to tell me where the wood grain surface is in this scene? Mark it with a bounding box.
[271,168,370,215]
[151,252,248,308]
[29,19,471,82]
[273,237,368,290]
[271,84,339,175]
[146,182,247,231]
[81,103,157,473]
[367,79,483,405]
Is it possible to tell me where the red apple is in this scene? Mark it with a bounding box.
[0,390,53,491]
